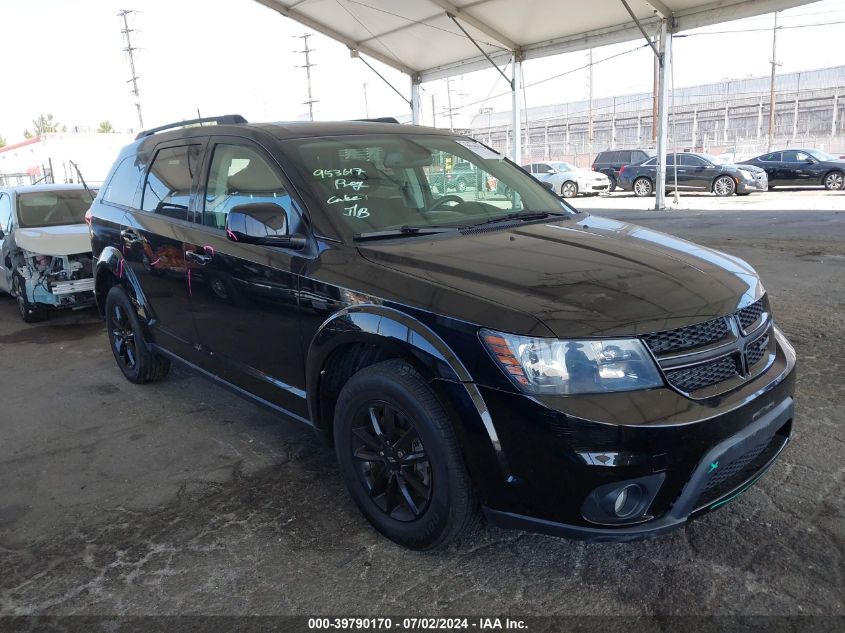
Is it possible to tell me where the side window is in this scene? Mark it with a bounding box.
[203,144,293,231]
[681,154,706,166]
[142,145,202,219]
[0,194,11,233]
[102,156,145,208]
[536,163,552,173]
[795,151,811,161]
[781,150,799,162]
[642,157,657,167]
[665,154,676,166]
[618,151,632,164]
[760,152,781,162]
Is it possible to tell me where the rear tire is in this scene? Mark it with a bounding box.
[823,170,844,191]
[633,177,653,197]
[105,285,170,384]
[12,273,46,323]
[334,359,477,550]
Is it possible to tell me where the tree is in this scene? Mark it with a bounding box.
[0,134,6,148]
[97,120,115,133]
[24,113,62,138]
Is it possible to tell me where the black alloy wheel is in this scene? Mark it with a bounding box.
[334,360,477,550]
[12,272,45,323]
[109,300,138,373]
[824,171,844,191]
[350,401,432,521]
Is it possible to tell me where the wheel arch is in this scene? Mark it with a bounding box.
[305,304,510,481]
[94,246,152,325]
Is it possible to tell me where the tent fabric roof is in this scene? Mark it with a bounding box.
[253,0,816,82]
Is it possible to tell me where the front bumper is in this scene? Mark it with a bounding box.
[475,328,796,541]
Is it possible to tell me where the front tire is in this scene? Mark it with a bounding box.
[456,179,468,193]
[334,360,476,550]
[823,170,844,191]
[633,177,653,197]
[560,181,578,198]
[713,175,736,197]
[12,273,46,323]
[105,285,170,384]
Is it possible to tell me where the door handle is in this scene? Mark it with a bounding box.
[121,229,142,245]
[185,250,212,266]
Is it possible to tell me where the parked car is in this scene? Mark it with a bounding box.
[0,184,96,322]
[428,160,485,193]
[618,152,768,196]
[89,115,795,550]
[739,149,845,190]
[592,149,655,191]
[523,162,610,198]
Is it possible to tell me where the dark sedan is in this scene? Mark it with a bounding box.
[739,149,845,191]
[618,153,767,197]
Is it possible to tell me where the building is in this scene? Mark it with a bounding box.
[0,133,135,187]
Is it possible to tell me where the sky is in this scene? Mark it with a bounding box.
[1,0,844,144]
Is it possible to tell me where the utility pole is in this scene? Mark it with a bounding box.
[431,94,437,127]
[767,12,781,151]
[296,33,318,121]
[118,9,143,130]
[363,82,370,118]
[587,49,594,165]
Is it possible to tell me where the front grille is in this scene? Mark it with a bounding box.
[643,316,730,355]
[737,298,765,331]
[665,355,739,392]
[696,432,785,508]
[746,333,770,368]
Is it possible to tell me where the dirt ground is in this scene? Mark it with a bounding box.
[0,193,843,617]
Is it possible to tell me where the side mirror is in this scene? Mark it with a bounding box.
[0,229,4,240]
[225,202,306,250]
[546,169,556,174]
[805,158,815,164]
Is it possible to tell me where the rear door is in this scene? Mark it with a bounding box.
[184,136,309,419]
[757,152,782,183]
[0,192,13,293]
[121,141,205,362]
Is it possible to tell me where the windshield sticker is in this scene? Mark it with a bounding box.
[455,140,502,160]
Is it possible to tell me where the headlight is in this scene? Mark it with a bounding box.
[737,169,753,180]
[481,330,663,395]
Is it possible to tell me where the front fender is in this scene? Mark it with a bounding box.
[306,304,512,482]
[94,246,150,322]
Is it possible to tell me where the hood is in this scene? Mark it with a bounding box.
[358,215,763,338]
[14,224,91,256]
[559,168,606,180]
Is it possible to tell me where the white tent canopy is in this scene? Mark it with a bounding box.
[253,0,817,208]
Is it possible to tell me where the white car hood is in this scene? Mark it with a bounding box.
[15,224,91,256]
[568,168,606,180]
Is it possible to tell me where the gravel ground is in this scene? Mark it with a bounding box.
[0,194,842,617]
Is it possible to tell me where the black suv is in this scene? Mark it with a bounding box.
[592,149,655,191]
[89,116,796,550]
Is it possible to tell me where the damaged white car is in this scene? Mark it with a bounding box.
[0,185,96,322]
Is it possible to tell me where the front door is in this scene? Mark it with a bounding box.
[781,150,816,186]
[185,138,309,419]
[122,142,205,362]
[680,154,718,190]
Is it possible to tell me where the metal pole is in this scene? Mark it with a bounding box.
[655,18,672,211]
[652,36,658,144]
[767,12,780,151]
[757,98,763,143]
[431,94,436,127]
[446,76,455,131]
[792,72,800,141]
[363,82,370,118]
[297,33,318,121]
[119,10,143,130]
[411,77,421,125]
[512,55,523,164]
[587,49,594,166]
[832,94,839,138]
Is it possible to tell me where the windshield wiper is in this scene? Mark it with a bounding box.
[468,210,568,228]
[354,226,462,241]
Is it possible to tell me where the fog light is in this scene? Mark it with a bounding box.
[611,484,643,518]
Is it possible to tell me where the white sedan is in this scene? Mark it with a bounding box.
[523,162,611,198]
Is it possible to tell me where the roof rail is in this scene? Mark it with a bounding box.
[135,114,248,140]
[353,117,400,124]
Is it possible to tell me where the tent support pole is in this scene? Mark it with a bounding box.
[655,18,672,211]
[512,54,523,165]
[411,76,422,124]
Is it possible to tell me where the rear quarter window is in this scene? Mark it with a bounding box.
[102,156,145,208]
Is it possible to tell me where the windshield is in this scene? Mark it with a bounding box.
[16,189,95,228]
[282,134,575,239]
[806,149,834,161]
[698,153,725,165]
